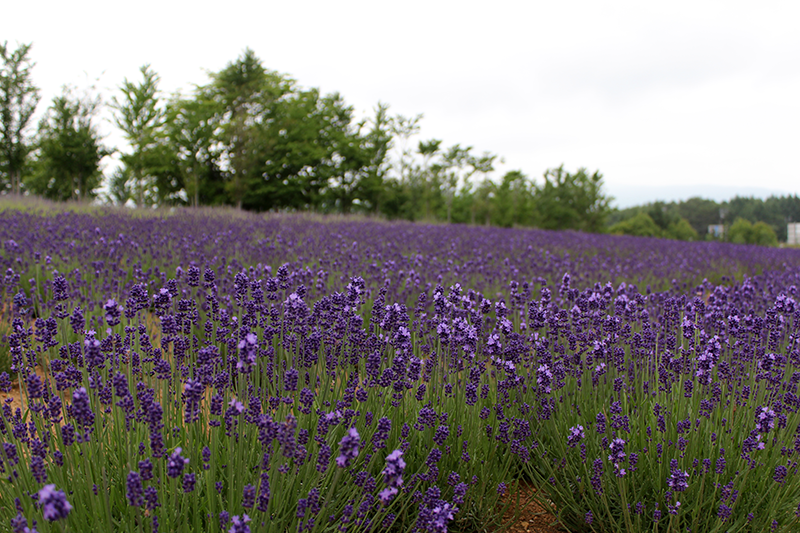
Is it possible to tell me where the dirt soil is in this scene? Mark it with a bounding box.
[495,482,565,533]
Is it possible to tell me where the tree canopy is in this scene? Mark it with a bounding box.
[25,86,108,201]
[4,45,796,246]
[0,42,40,194]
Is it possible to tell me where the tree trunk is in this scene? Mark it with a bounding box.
[136,168,143,207]
[10,169,20,195]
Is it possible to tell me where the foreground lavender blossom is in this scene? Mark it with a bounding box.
[126,471,144,506]
[228,514,251,533]
[167,448,189,478]
[1,207,800,533]
[38,485,72,522]
[336,428,360,468]
[379,449,406,503]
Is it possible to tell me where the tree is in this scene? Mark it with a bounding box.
[350,103,394,214]
[492,170,535,228]
[534,165,612,232]
[111,65,172,206]
[675,197,722,236]
[609,212,662,237]
[107,166,133,205]
[381,113,422,220]
[0,42,40,194]
[663,218,699,241]
[26,87,109,201]
[165,96,223,207]
[472,178,497,225]
[728,218,754,245]
[752,220,778,246]
[433,145,496,225]
[246,88,357,211]
[417,139,443,221]
[177,48,382,212]
[204,49,284,209]
[751,221,779,247]
[728,218,778,247]
[322,102,394,214]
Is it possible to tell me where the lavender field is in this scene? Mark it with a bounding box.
[1,205,800,532]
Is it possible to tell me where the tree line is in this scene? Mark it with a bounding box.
[0,43,613,232]
[608,195,800,245]
[1,42,797,244]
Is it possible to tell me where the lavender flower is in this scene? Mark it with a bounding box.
[144,486,160,510]
[70,387,94,431]
[608,438,626,465]
[567,425,585,447]
[30,456,46,483]
[38,484,72,521]
[379,450,406,504]
[667,465,689,492]
[372,418,391,450]
[228,514,251,533]
[756,406,776,433]
[283,367,299,392]
[718,504,732,522]
[183,473,196,493]
[336,428,360,468]
[167,447,188,478]
[426,502,458,533]
[127,472,143,506]
[242,484,256,509]
[183,379,204,424]
[774,465,788,484]
[257,473,271,512]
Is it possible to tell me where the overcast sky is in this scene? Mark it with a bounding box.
[3,1,799,207]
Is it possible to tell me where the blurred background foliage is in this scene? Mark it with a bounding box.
[2,44,799,244]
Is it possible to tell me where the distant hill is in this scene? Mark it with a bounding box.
[608,184,794,209]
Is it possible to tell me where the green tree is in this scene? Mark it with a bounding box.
[323,102,394,214]
[111,65,172,206]
[247,88,355,211]
[643,202,698,241]
[462,151,496,225]
[534,165,612,232]
[609,212,662,237]
[204,49,283,209]
[175,49,383,212]
[417,139,443,221]
[675,197,722,237]
[663,218,699,241]
[751,221,779,246]
[729,218,778,246]
[765,195,800,241]
[26,87,109,201]
[492,170,535,228]
[727,218,754,244]
[646,201,675,230]
[165,96,223,207]
[472,178,497,225]
[0,42,40,194]
[350,103,394,214]
[382,113,422,220]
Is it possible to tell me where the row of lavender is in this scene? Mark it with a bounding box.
[1,208,800,532]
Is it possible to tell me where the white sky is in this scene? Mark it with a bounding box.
[3,1,800,207]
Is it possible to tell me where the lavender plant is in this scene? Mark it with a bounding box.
[0,205,799,532]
